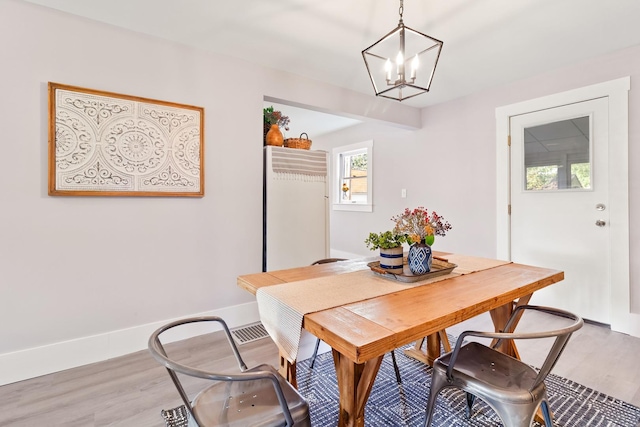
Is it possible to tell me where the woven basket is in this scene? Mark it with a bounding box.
[284,133,312,150]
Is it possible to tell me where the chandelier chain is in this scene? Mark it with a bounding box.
[399,0,404,21]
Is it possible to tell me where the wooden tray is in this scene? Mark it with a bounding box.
[367,257,458,283]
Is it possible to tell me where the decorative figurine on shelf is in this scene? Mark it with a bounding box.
[263,106,290,146]
[342,182,349,199]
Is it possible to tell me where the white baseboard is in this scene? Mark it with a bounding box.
[625,313,640,338]
[0,302,260,386]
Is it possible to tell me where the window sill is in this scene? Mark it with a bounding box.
[332,203,373,212]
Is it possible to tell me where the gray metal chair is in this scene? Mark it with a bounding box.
[424,305,583,427]
[308,258,402,383]
[148,316,311,427]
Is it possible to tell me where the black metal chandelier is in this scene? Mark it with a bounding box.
[362,0,443,102]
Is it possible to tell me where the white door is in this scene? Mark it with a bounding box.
[510,98,610,324]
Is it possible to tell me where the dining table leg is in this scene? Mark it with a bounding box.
[489,294,532,358]
[278,352,297,388]
[333,349,383,427]
[403,330,451,366]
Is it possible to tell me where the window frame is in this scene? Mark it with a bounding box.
[332,140,373,212]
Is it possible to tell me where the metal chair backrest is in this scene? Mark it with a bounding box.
[310,258,347,265]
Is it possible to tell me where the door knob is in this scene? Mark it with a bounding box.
[595,220,606,227]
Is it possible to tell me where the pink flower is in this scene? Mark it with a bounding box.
[391,206,452,244]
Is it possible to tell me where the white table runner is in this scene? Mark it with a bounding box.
[257,254,510,362]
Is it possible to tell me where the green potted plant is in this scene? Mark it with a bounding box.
[364,231,407,273]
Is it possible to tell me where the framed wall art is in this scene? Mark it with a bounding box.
[48,82,204,197]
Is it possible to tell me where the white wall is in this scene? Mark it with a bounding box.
[0,0,418,384]
[316,43,640,318]
[316,113,500,260]
[2,0,639,384]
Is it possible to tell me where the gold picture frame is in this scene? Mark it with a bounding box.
[48,82,204,197]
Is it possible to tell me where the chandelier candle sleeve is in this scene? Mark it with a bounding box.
[411,54,418,79]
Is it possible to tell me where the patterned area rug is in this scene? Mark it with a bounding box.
[297,345,640,427]
[163,345,640,426]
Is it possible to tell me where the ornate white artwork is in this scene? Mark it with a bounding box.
[48,83,204,196]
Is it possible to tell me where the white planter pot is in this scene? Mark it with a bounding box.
[379,246,404,273]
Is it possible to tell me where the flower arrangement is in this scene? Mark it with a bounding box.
[391,207,452,245]
[263,106,290,131]
[364,231,407,250]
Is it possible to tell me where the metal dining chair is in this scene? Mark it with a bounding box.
[308,258,403,383]
[424,305,583,427]
[148,316,311,427]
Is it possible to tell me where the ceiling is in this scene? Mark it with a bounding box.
[23,0,640,111]
[266,101,362,140]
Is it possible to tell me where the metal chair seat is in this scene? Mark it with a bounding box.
[192,363,310,426]
[434,342,541,403]
[149,316,311,427]
[424,305,583,427]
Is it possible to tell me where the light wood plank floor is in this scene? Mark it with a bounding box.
[1,311,639,426]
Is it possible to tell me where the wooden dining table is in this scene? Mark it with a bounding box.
[237,252,564,427]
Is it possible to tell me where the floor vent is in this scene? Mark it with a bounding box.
[230,322,269,345]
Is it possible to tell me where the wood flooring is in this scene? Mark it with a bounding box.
[1,311,639,426]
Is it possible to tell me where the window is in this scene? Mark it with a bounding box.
[332,140,373,212]
[524,116,592,191]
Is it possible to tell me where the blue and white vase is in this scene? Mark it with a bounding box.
[408,242,433,274]
[379,246,404,274]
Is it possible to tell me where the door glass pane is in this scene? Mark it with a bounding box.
[524,116,591,191]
